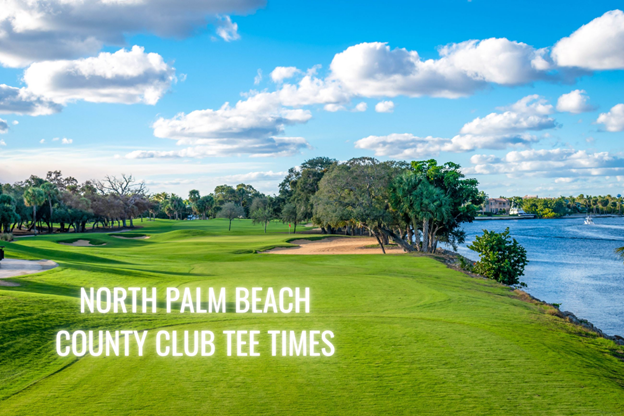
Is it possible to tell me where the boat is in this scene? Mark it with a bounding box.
[584,216,594,225]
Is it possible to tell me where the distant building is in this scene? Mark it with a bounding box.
[523,195,538,199]
[484,198,510,214]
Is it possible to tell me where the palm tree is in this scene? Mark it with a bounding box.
[40,182,59,233]
[411,181,451,253]
[23,187,46,234]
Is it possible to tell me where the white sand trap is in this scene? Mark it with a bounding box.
[59,239,105,247]
[0,259,58,282]
[264,237,403,255]
[112,235,150,240]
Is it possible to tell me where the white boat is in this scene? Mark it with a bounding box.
[584,216,594,225]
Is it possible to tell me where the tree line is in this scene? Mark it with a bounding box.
[0,157,486,254]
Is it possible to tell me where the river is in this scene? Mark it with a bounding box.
[452,217,624,336]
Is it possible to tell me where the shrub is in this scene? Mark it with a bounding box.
[0,233,13,242]
[468,227,528,285]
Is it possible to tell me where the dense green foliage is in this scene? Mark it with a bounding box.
[468,228,529,285]
[0,219,621,414]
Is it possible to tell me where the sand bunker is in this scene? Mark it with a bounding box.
[0,259,58,282]
[264,237,403,255]
[112,235,150,240]
[59,239,105,247]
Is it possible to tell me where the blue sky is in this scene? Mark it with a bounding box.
[2,0,624,198]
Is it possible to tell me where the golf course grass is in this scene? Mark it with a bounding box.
[0,219,622,414]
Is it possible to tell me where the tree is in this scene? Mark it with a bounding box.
[23,187,46,233]
[217,202,244,231]
[96,174,147,227]
[410,181,452,253]
[410,160,483,251]
[314,157,409,253]
[195,195,214,220]
[250,197,275,233]
[188,189,201,218]
[468,228,528,285]
[280,157,337,226]
[40,182,59,233]
[0,194,19,233]
[281,202,298,233]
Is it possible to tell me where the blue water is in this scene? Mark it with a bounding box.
[452,217,624,336]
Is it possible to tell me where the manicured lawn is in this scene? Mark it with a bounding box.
[0,219,622,415]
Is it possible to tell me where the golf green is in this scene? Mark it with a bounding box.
[0,219,622,414]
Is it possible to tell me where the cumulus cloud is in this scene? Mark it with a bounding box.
[467,148,624,178]
[597,104,624,132]
[355,134,452,158]
[143,91,315,157]
[271,67,301,83]
[556,90,595,113]
[552,10,624,70]
[329,40,552,99]
[61,138,72,144]
[23,46,175,105]
[324,104,346,112]
[375,101,395,113]
[355,95,558,157]
[216,16,240,42]
[0,84,62,116]
[354,102,367,112]
[0,0,264,67]
[0,119,8,134]
[502,94,554,116]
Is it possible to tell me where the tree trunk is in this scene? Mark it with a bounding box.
[320,227,327,234]
[422,219,430,253]
[229,219,232,231]
[374,231,386,254]
[48,198,54,233]
[264,221,267,233]
[294,223,297,234]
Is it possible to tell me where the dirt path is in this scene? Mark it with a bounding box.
[0,259,58,284]
[264,237,403,255]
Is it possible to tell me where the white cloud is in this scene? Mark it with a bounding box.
[271,67,301,83]
[12,120,18,125]
[0,119,7,134]
[375,101,395,113]
[552,10,624,70]
[467,148,624,178]
[502,94,554,116]
[61,138,72,144]
[39,139,45,144]
[254,69,263,85]
[355,134,452,158]
[0,0,264,67]
[596,104,624,132]
[459,111,555,137]
[0,84,61,116]
[52,137,59,141]
[329,40,552,99]
[324,104,346,112]
[23,46,175,105]
[355,95,557,158]
[354,102,367,112]
[556,90,595,113]
[0,139,5,146]
[126,137,310,159]
[216,16,240,42]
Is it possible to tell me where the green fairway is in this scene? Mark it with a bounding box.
[0,219,622,415]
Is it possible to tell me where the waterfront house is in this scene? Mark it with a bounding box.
[484,198,510,214]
